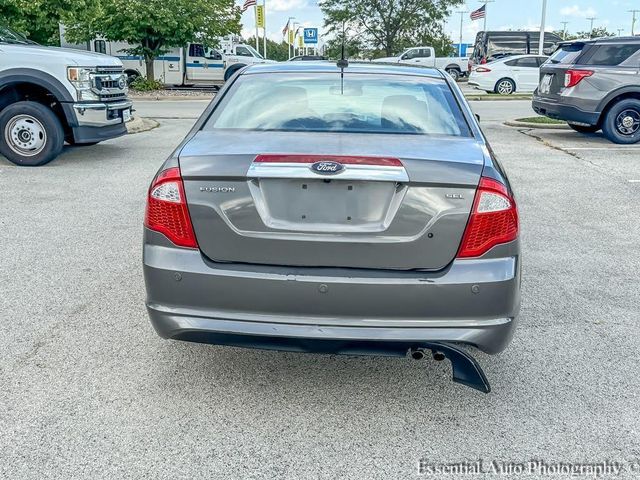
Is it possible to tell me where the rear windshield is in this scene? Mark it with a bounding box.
[548,44,584,64]
[205,73,471,137]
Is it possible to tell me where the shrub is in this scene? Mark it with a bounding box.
[130,77,164,92]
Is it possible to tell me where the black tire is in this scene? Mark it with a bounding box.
[601,99,640,144]
[445,67,461,81]
[567,123,600,134]
[494,78,516,95]
[0,101,64,166]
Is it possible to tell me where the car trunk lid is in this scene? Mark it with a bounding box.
[179,130,485,270]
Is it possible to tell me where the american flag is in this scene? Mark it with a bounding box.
[282,19,290,36]
[241,0,256,12]
[470,4,486,20]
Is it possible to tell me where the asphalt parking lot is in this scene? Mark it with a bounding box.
[1,99,639,479]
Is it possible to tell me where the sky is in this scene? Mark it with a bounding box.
[240,0,640,48]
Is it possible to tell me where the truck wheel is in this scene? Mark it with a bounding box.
[0,101,64,166]
[494,78,515,95]
[445,68,461,81]
[601,99,640,144]
[567,123,599,134]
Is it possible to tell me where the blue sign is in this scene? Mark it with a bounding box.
[303,28,318,44]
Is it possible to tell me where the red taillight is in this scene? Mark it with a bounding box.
[564,69,593,88]
[144,167,198,248]
[457,176,518,258]
[474,66,492,73]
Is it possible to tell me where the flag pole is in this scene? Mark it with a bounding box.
[254,4,259,52]
[481,1,494,31]
[262,0,267,58]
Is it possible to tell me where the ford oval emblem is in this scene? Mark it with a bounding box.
[310,161,344,175]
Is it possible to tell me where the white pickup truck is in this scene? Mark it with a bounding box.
[372,46,469,81]
[59,31,276,86]
[0,25,131,166]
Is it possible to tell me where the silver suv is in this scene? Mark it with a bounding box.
[532,37,640,144]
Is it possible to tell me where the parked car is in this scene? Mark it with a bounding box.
[469,31,562,73]
[0,25,131,166]
[372,46,469,80]
[288,55,327,61]
[142,62,521,393]
[469,54,548,94]
[533,37,640,144]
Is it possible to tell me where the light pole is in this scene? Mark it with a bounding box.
[560,21,569,40]
[587,17,597,38]
[457,10,468,56]
[538,0,548,55]
[630,10,640,36]
[617,28,624,36]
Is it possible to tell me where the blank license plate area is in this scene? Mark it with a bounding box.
[539,74,553,94]
[257,178,397,232]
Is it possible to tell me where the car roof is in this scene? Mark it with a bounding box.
[492,54,547,62]
[560,36,640,46]
[243,61,446,79]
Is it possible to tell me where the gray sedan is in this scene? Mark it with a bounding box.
[142,62,521,393]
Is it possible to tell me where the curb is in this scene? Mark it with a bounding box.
[130,95,214,101]
[466,95,533,101]
[126,117,160,134]
[504,120,570,130]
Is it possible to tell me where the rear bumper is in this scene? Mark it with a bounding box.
[143,240,521,355]
[532,96,600,125]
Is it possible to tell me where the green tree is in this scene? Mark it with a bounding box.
[245,36,291,61]
[555,27,616,41]
[576,27,616,39]
[320,0,463,57]
[63,0,241,80]
[0,0,75,45]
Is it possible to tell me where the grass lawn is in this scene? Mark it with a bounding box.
[515,116,565,124]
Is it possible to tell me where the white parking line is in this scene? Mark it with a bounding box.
[628,180,640,183]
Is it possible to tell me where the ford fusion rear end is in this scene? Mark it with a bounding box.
[143,64,521,392]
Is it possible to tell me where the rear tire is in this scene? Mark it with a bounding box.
[494,78,515,95]
[601,99,640,144]
[567,123,600,134]
[0,101,64,166]
[445,68,461,81]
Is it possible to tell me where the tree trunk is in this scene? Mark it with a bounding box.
[145,55,155,82]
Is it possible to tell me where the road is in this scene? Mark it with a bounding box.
[1,100,639,479]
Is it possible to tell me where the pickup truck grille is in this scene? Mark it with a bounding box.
[91,66,128,102]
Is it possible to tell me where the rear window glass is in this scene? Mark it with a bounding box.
[205,73,470,137]
[583,44,640,66]
[549,44,584,64]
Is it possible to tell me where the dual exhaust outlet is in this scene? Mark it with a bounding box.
[407,343,491,394]
[410,348,445,362]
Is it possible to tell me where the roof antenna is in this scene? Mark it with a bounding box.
[336,20,348,94]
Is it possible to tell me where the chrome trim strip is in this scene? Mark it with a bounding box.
[247,162,409,182]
